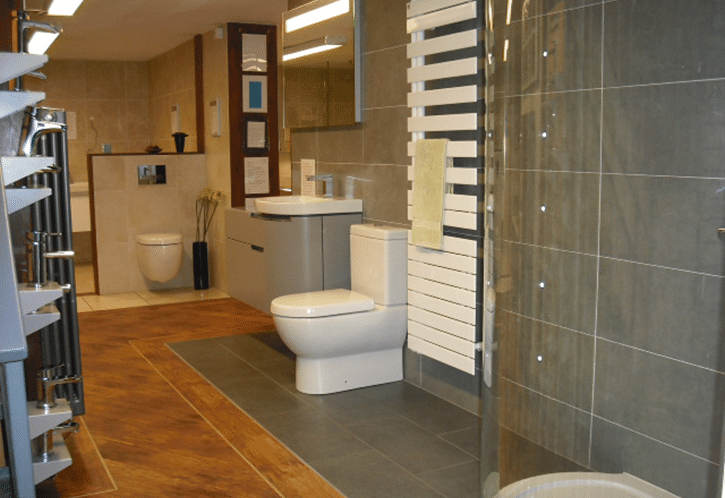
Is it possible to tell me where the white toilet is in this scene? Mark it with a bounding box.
[271,224,408,395]
[136,233,183,283]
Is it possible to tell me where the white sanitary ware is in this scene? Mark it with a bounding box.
[69,182,90,232]
[136,233,183,283]
[496,472,679,498]
[255,195,363,216]
[271,224,408,394]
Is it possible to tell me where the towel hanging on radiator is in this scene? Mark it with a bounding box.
[412,138,449,249]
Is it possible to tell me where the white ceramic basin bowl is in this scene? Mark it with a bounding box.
[255,195,363,216]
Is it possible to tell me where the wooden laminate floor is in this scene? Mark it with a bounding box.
[39,298,345,498]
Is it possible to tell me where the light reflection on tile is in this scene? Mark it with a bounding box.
[78,287,229,311]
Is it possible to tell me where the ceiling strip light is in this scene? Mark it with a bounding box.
[47,0,84,16]
[285,0,349,33]
[283,36,346,62]
[27,31,60,54]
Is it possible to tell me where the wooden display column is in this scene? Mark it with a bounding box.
[228,23,279,208]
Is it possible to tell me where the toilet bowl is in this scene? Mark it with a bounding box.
[271,224,408,395]
[136,233,183,283]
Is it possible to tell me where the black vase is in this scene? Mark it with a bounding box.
[193,241,209,290]
[173,132,188,153]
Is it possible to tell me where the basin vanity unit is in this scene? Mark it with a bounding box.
[226,196,363,313]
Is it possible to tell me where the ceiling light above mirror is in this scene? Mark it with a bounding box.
[284,0,349,33]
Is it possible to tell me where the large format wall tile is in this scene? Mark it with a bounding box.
[499,378,591,466]
[604,0,725,87]
[597,258,724,371]
[499,310,594,410]
[506,4,602,95]
[496,240,598,334]
[504,90,601,173]
[590,417,716,498]
[498,0,603,23]
[594,340,724,462]
[600,175,725,276]
[603,81,725,177]
[500,170,600,254]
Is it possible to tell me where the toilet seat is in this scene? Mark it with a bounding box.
[136,233,183,245]
[271,289,374,318]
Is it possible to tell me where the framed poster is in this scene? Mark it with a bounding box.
[242,33,267,72]
[243,75,267,113]
[244,115,268,153]
[244,157,270,195]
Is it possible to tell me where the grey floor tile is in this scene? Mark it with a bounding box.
[399,395,480,435]
[440,427,480,458]
[256,408,370,464]
[169,339,263,380]
[349,416,476,475]
[313,450,446,498]
[219,375,310,419]
[418,461,480,498]
[215,332,292,366]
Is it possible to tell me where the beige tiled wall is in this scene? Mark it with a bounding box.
[202,26,232,293]
[91,154,206,294]
[25,60,152,183]
[148,39,198,154]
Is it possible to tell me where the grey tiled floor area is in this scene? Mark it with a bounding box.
[169,332,481,498]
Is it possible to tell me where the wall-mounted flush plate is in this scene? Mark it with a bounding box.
[138,165,166,185]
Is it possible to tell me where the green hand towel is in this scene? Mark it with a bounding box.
[412,139,449,250]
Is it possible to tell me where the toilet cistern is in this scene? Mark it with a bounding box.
[306,174,333,197]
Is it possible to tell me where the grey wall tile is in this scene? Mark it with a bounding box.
[500,170,600,254]
[361,164,410,224]
[506,5,602,94]
[316,125,364,164]
[361,0,409,53]
[603,81,725,177]
[600,175,725,276]
[504,90,601,172]
[496,241,598,334]
[364,46,408,109]
[499,310,594,410]
[591,417,717,498]
[502,0,603,23]
[597,258,725,371]
[420,356,482,416]
[499,378,591,466]
[362,106,410,166]
[290,128,319,163]
[594,340,724,462]
[604,0,725,86]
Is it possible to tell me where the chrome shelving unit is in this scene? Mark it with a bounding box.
[0,52,76,498]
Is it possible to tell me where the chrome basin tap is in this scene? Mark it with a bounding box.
[21,107,67,157]
[306,174,333,197]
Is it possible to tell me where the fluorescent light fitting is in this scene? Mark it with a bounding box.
[285,0,349,33]
[283,36,345,62]
[47,0,84,16]
[27,30,60,54]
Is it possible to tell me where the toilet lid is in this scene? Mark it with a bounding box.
[136,233,183,245]
[271,289,374,318]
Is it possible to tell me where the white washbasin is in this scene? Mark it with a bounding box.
[255,195,363,216]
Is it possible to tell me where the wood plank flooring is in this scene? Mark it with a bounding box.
[40,298,345,498]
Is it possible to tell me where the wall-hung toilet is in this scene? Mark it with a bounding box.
[271,224,408,395]
[136,233,183,283]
